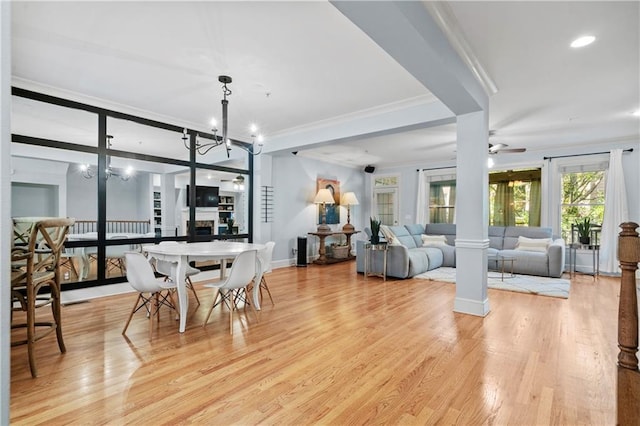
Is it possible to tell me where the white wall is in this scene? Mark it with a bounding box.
[11,157,68,217]
[270,154,366,263]
[66,169,153,221]
[1,1,10,420]
[11,183,57,217]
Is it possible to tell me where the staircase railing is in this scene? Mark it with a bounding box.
[618,222,639,370]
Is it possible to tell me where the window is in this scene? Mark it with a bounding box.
[560,170,605,241]
[429,180,455,224]
[488,169,541,227]
[373,175,399,226]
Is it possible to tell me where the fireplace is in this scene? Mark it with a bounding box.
[187,220,215,236]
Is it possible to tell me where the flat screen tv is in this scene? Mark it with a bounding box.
[186,185,219,207]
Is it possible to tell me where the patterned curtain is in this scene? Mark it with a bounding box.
[493,182,515,226]
[528,179,541,226]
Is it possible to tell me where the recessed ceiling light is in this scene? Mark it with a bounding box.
[633,109,640,117]
[571,35,596,48]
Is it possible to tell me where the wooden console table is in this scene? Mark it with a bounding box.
[308,230,359,265]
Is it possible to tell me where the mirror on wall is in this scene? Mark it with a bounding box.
[12,95,98,147]
[176,169,249,239]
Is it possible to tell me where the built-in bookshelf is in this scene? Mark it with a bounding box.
[218,195,235,228]
[153,191,162,235]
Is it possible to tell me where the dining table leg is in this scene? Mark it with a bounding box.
[175,256,189,333]
[253,257,263,311]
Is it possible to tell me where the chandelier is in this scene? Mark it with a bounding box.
[183,75,264,156]
[80,135,133,181]
[233,175,245,191]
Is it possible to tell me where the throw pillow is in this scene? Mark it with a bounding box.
[421,234,447,246]
[515,236,552,253]
[380,225,400,245]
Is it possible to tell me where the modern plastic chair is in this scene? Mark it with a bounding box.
[248,241,275,306]
[152,241,201,305]
[203,249,258,334]
[123,252,177,338]
[105,235,129,277]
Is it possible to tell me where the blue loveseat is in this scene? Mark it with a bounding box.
[356,223,565,279]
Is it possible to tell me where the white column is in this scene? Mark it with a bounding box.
[253,153,273,244]
[454,110,490,316]
[160,173,176,237]
[0,1,11,421]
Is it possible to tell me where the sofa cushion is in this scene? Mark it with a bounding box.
[405,223,426,236]
[405,223,426,246]
[489,226,506,250]
[408,247,443,276]
[496,249,549,276]
[515,236,552,252]
[421,234,447,246]
[389,225,417,249]
[436,243,456,267]
[424,223,456,246]
[503,226,552,250]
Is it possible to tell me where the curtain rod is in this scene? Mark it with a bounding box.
[543,148,633,161]
[417,165,456,172]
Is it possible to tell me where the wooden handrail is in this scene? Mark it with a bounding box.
[618,222,640,370]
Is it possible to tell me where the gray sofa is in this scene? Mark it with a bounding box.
[356,223,565,279]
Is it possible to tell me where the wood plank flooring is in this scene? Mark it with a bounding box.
[9,262,637,424]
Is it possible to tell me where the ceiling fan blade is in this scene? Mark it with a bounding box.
[498,148,527,154]
[489,143,508,153]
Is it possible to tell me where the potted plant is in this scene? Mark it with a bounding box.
[370,217,381,244]
[576,217,591,245]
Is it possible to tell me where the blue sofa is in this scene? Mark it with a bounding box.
[356,223,565,279]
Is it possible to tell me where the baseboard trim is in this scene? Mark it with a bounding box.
[454,296,490,317]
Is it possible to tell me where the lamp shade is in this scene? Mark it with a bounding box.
[314,188,335,204]
[341,192,359,206]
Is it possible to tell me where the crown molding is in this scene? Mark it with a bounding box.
[424,1,498,97]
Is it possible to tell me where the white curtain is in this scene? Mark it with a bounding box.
[416,170,428,224]
[599,149,629,274]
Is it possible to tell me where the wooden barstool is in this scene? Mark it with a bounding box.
[11,217,75,377]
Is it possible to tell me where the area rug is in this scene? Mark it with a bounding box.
[415,267,570,299]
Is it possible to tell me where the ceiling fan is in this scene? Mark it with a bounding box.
[488,130,526,155]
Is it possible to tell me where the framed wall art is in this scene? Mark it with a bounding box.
[317,178,340,225]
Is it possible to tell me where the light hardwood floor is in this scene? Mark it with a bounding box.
[9,262,636,424]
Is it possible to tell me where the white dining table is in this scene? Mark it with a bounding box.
[67,232,155,280]
[143,241,265,333]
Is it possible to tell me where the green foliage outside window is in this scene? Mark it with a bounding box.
[561,171,605,241]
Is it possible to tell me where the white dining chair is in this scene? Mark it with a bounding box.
[59,247,81,280]
[152,241,201,305]
[123,252,177,338]
[203,249,258,334]
[248,241,275,306]
[106,235,129,277]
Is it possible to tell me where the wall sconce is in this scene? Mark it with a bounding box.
[314,188,335,232]
[341,192,359,232]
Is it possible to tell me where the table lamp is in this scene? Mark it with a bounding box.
[341,192,359,232]
[314,188,335,232]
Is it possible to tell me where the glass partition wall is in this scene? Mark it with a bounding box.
[10,88,254,290]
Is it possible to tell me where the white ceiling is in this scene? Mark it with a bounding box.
[10,1,640,169]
